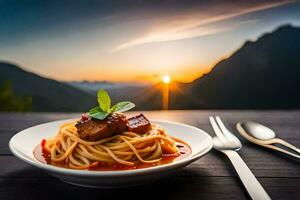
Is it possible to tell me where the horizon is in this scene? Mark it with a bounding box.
[1,0,300,83]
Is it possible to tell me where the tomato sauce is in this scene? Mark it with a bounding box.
[33,140,191,171]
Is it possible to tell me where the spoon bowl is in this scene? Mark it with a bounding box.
[240,121,275,140]
[237,121,300,159]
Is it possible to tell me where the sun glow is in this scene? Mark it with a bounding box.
[162,75,171,84]
[162,75,171,110]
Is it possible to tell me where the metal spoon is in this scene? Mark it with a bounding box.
[236,121,300,159]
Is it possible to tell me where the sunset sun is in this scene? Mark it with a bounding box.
[162,75,171,84]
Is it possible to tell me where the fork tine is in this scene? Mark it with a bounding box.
[209,116,227,143]
[215,116,236,140]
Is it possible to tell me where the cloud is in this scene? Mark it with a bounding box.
[111,0,294,52]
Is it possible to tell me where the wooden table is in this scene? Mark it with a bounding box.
[0,111,299,200]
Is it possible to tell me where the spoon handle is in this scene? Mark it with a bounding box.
[263,144,300,159]
[271,138,300,154]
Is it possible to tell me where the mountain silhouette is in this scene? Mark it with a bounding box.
[174,24,300,109]
[0,62,96,111]
[1,24,300,111]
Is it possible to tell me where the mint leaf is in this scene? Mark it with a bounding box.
[88,89,135,120]
[97,89,111,112]
[89,107,111,120]
[89,107,101,115]
[90,112,110,120]
[111,101,135,113]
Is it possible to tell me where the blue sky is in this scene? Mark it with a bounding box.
[1,0,300,83]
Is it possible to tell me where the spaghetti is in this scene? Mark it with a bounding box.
[41,121,182,169]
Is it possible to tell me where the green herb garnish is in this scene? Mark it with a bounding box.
[88,89,135,120]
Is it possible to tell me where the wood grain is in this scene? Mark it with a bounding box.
[0,177,299,200]
[0,111,299,199]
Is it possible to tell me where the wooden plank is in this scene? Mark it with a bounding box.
[3,110,300,123]
[0,152,299,179]
[0,176,299,200]
[0,113,79,131]
[0,130,15,154]
[1,110,300,137]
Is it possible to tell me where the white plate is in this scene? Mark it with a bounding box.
[9,119,213,188]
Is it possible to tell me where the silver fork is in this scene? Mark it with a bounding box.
[210,116,271,200]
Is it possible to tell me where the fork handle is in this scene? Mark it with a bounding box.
[222,150,271,200]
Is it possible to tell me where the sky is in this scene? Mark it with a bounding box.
[0,0,300,83]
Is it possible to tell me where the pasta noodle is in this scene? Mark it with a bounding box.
[43,122,179,169]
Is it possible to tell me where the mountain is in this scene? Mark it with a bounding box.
[0,62,96,111]
[65,81,149,95]
[66,80,190,110]
[94,24,300,110]
[184,24,300,109]
[1,24,299,111]
[66,81,115,94]
[62,24,300,110]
